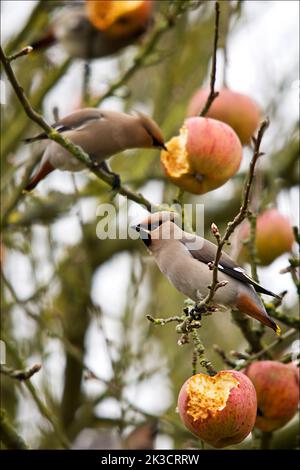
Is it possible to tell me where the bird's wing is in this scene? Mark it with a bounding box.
[181,235,280,298]
[24,109,103,143]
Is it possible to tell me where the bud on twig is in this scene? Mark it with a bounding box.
[216,280,228,290]
[8,46,33,62]
[211,222,220,236]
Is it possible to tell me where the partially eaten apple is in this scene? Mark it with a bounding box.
[178,371,257,448]
[161,117,242,194]
[85,0,153,38]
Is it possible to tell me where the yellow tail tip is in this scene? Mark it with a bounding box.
[275,324,281,336]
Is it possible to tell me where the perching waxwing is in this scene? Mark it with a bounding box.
[133,212,280,333]
[30,4,152,60]
[24,108,166,191]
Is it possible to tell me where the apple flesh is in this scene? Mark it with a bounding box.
[244,361,299,432]
[85,0,153,38]
[177,371,257,448]
[160,117,242,195]
[239,208,294,266]
[187,88,261,145]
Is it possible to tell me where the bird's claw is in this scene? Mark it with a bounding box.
[112,173,121,190]
[189,305,202,321]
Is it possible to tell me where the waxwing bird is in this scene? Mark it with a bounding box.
[30,5,152,60]
[133,212,280,333]
[24,109,166,191]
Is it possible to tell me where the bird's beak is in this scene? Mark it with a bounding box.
[161,143,168,151]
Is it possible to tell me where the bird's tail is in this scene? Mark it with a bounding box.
[24,159,54,192]
[236,290,281,335]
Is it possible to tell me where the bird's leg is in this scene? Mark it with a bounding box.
[99,160,121,189]
[183,304,203,321]
[90,157,121,189]
[190,304,203,321]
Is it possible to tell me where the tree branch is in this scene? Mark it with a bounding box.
[0,410,29,449]
[197,119,270,310]
[0,364,41,381]
[92,1,203,106]
[7,46,33,62]
[200,2,220,116]
[235,329,297,370]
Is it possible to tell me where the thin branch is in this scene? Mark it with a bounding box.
[235,328,297,370]
[213,344,236,367]
[7,46,33,62]
[264,304,300,329]
[191,331,217,376]
[0,410,29,449]
[232,310,265,354]
[91,2,200,106]
[1,153,42,227]
[244,211,260,282]
[196,119,270,310]
[2,334,70,448]
[0,364,41,381]
[200,2,220,116]
[146,314,184,325]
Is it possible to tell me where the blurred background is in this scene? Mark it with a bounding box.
[1,0,299,450]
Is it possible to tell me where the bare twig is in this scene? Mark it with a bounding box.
[0,410,29,449]
[2,334,70,448]
[0,364,41,381]
[244,211,260,282]
[264,304,300,329]
[235,329,297,370]
[191,331,217,376]
[7,46,33,62]
[196,119,269,311]
[1,153,42,227]
[231,310,265,354]
[146,314,184,325]
[200,2,220,116]
[92,2,197,107]
[213,344,236,367]
[280,228,300,295]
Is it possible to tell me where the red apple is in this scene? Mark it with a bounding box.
[177,371,257,448]
[187,88,261,145]
[244,361,299,432]
[239,208,294,266]
[160,117,242,194]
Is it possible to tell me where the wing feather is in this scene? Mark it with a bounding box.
[181,236,280,299]
[24,108,102,143]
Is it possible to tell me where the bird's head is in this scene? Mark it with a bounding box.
[132,211,178,246]
[135,111,167,150]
